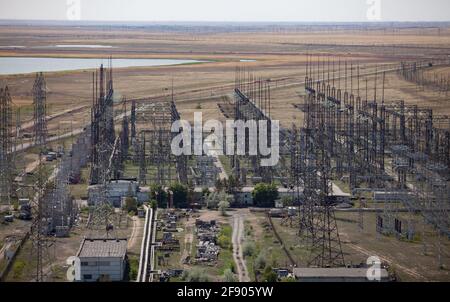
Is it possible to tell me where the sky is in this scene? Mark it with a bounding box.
[0,0,449,22]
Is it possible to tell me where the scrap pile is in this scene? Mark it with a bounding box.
[194,219,220,263]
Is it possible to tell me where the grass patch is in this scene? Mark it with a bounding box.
[128,255,139,281]
[11,260,27,280]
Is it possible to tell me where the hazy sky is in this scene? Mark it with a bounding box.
[1,0,449,22]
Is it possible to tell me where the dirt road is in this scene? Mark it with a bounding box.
[127,216,142,250]
[232,213,250,282]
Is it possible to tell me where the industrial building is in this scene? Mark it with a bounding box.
[234,186,351,207]
[76,238,128,282]
[88,179,149,207]
[293,267,390,282]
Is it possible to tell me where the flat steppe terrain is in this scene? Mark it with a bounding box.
[1,24,449,133]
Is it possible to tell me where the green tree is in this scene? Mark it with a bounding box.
[149,199,157,210]
[169,182,188,208]
[263,266,278,282]
[218,199,230,216]
[252,183,279,207]
[150,184,168,208]
[124,196,137,214]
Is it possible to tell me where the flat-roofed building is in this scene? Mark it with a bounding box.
[293,267,390,282]
[76,238,128,282]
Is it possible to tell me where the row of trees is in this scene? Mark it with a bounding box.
[125,180,279,212]
[149,182,190,208]
[216,177,279,207]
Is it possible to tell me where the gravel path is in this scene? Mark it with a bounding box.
[232,213,250,282]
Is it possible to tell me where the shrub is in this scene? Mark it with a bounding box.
[281,195,294,207]
[149,199,157,210]
[254,252,267,270]
[243,241,256,257]
[128,258,139,281]
[217,234,231,250]
[12,260,26,279]
[182,268,210,282]
[217,225,232,250]
[223,268,237,282]
[263,266,278,282]
[124,197,137,214]
[218,199,230,216]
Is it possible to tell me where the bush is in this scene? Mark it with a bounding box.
[254,252,267,270]
[281,196,294,207]
[80,206,90,214]
[217,234,231,250]
[182,268,210,282]
[243,241,256,257]
[128,258,139,281]
[217,225,232,250]
[263,266,278,282]
[280,276,296,282]
[149,199,157,210]
[223,268,237,282]
[124,197,137,213]
[206,195,219,209]
[218,199,230,216]
[12,260,26,279]
[245,225,253,237]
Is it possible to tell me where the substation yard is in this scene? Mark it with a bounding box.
[145,207,450,282]
[1,23,450,282]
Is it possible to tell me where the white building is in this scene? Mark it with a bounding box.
[88,180,149,207]
[76,238,128,282]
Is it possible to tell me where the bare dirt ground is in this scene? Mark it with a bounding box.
[127,216,142,252]
[335,212,450,281]
[1,25,450,135]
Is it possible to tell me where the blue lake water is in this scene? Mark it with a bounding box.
[0,57,206,75]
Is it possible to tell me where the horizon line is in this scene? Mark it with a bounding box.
[1,19,450,25]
